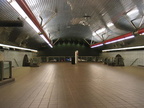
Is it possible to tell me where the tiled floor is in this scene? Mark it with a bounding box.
[1,63,144,108]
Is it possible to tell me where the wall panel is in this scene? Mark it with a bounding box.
[0,51,4,61]
[0,50,36,67]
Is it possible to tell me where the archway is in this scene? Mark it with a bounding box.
[114,54,124,66]
[22,54,30,66]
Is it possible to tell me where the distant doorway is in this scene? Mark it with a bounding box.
[23,54,30,66]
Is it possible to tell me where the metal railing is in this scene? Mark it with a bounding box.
[0,61,12,81]
[40,56,104,62]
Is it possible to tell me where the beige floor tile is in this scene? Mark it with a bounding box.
[1,63,144,108]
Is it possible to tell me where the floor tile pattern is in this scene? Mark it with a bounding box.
[0,63,144,108]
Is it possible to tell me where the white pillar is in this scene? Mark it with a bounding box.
[75,50,78,64]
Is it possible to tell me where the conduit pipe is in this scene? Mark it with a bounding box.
[15,0,52,44]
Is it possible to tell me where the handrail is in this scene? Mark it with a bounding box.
[14,58,19,67]
[130,58,138,66]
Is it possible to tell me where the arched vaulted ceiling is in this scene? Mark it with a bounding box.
[0,0,144,50]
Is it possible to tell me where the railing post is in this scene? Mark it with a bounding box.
[0,61,4,81]
[9,61,12,78]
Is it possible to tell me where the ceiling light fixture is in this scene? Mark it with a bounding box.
[107,22,114,28]
[92,32,96,36]
[105,35,135,45]
[126,8,139,16]
[0,43,38,52]
[96,28,106,34]
[90,32,135,48]
[140,33,144,35]
[102,45,144,52]
[91,43,103,48]
[7,0,53,48]
[40,34,53,48]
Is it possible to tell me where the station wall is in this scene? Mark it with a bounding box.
[0,50,37,67]
[101,50,144,66]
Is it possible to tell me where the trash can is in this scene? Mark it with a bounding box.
[71,57,75,64]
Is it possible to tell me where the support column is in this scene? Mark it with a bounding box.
[75,50,78,64]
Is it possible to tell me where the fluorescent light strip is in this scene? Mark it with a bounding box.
[8,0,40,33]
[40,35,53,48]
[105,35,135,45]
[0,44,38,52]
[107,22,114,28]
[126,8,139,16]
[25,17,40,33]
[94,22,114,35]
[92,32,96,36]
[103,45,144,52]
[140,33,144,35]
[91,44,103,48]
[96,28,106,34]
[10,0,27,18]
